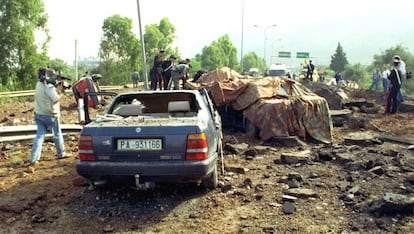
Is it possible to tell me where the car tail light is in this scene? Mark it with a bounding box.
[78,135,96,161]
[186,133,208,160]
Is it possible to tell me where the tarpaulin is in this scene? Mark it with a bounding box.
[188,67,333,143]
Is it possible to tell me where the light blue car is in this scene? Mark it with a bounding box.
[76,89,222,189]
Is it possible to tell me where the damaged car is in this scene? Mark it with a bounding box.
[75,89,222,189]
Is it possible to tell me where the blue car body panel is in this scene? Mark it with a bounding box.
[76,90,222,186]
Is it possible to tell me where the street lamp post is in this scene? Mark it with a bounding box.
[254,24,277,69]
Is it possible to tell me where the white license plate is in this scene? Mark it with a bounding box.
[117,139,162,151]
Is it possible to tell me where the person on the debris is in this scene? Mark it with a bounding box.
[178,58,191,88]
[131,71,140,88]
[382,65,390,93]
[29,68,66,165]
[334,71,342,85]
[369,69,381,91]
[168,63,192,90]
[162,55,176,90]
[393,55,406,102]
[306,60,315,81]
[384,59,402,114]
[150,50,165,90]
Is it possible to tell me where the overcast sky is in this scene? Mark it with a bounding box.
[43,0,414,67]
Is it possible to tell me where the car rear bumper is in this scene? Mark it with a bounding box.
[76,154,217,183]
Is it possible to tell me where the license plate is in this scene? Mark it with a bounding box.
[117,138,162,151]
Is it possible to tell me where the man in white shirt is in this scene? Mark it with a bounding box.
[29,68,66,165]
[382,65,390,93]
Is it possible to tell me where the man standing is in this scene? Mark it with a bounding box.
[150,50,165,90]
[131,71,140,88]
[384,59,402,114]
[307,60,315,81]
[29,68,66,165]
[382,65,390,93]
[162,55,176,90]
[369,69,381,91]
[393,55,406,102]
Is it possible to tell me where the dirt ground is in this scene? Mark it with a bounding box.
[1,86,414,234]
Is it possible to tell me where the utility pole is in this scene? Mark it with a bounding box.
[240,0,245,74]
[74,39,78,80]
[136,0,148,90]
[254,24,277,72]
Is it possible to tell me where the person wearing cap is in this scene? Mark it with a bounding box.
[162,55,176,90]
[306,60,315,81]
[29,68,66,165]
[150,50,165,90]
[168,63,192,90]
[178,58,191,87]
[384,59,402,114]
[393,55,406,102]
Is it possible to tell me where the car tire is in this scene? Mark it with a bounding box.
[202,162,218,189]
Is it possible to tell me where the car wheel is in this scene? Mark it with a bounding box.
[202,162,218,189]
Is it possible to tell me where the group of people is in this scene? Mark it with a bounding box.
[130,50,193,90]
[149,50,192,90]
[367,55,406,115]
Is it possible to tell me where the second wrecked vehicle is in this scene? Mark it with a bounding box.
[76,89,222,189]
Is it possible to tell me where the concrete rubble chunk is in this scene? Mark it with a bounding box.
[279,150,313,164]
[285,188,319,199]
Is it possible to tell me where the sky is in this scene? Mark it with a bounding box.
[43,0,414,69]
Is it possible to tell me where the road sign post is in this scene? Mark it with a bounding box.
[278,51,291,58]
[296,52,309,59]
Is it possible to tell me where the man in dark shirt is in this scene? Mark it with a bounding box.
[150,50,165,90]
[162,55,176,90]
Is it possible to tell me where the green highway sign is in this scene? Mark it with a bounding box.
[296,52,310,58]
[278,51,291,58]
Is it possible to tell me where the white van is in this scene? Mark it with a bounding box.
[268,63,287,77]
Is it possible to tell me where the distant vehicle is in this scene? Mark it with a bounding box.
[268,63,287,77]
[76,89,223,190]
[248,68,260,77]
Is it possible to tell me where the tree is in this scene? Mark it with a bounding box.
[329,42,349,73]
[98,14,140,85]
[241,52,262,74]
[342,63,368,85]
[0,0,49,90]
[144,18,176,71]
[199,35,239,71]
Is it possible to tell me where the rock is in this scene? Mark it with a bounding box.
[316,149,334,161]
[287,179,300,189]
[225,142,249,154]
[282,202,296,214]
[335,153,355,164]
[221,184,232,193]
[346,116,368,129]
[343,131,382,147]
[268,136,307,148]
[5,217,16,224]
[368,193,414,215]
[279,150,313,164]
[287,172,303,182]
[285,188,319,199]
[103,224,114,232]
[368,166,385,176]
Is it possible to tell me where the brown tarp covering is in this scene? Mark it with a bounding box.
[187,67,333,143]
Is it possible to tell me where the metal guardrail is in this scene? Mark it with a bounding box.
[0,85,124,98]
[0,124,83,142]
